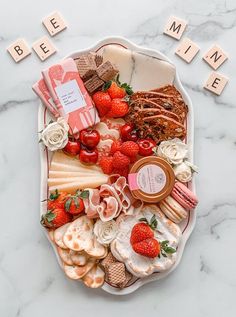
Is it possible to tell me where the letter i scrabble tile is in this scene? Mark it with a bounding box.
[175,38,200,63]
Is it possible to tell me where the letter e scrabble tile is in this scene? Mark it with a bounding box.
[175,38,200,63]
[163,16,187,40]
[7,38,31,63]
[203,45,228,70]
[32,36,56,61]
[204,72,228,96]
[42,12,67,36]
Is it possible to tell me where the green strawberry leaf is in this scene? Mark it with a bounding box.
[139,217,148,223]
[163,247,176,254]
[74,197,79,208]
[49,189,59,201]
[160,240,176,257]
[80,190,89,199]
[102,80,112,91]
[121,83,133,95]
[150,215,158,230]
[44,211,56,222]
[65,198,72,212]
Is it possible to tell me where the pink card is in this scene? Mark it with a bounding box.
[32,79,60,118]
[42,58,100,135]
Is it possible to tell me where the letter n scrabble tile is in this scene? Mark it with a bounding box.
[7,38,31,63]
[42,12,67,36]
[204,72,228,96]
[203,45,228,70]
[163,16,187,40]
[32,36,56,61]
[175,38,200,63]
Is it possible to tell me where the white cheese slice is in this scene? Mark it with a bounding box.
[49,175,108,193]
[49,171,104,178]
[48,176,107,186]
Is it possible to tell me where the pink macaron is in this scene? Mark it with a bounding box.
[171,182,198,210]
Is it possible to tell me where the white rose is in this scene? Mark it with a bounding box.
[173,162,193,183]
[157,138,188,165]
[94,220,118,245]
[41,118,69,151]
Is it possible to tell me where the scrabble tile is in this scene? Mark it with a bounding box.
[203,45,228,70]
[204,72,228,96]
[42,11,67,36]
[175,38,200,63]
[32,36,56,61]
[7,38,31,63]
[163,16,187,40]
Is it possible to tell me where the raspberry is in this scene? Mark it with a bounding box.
[120,141,139,157]
[112,151,130,169]
[110,140,122,155]
[112,166,129,178]
[99,156,114,174]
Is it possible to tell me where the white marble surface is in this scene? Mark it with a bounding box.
[1,0,236,316]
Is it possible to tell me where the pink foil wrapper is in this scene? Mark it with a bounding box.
[42,58,100,135]
[32,79,60,118]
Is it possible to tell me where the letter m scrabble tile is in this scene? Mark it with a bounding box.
[203,45,228,70]
[163,16,187,40]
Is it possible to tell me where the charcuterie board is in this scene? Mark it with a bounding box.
[37,37,198,295]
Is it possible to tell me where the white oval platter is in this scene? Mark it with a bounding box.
[38,36,196,295]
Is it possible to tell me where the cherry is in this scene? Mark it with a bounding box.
[80,129,100,149]
[63,140,81,156]
[137,139,156,156]
[120,123,138,142]
[79,149,98,164]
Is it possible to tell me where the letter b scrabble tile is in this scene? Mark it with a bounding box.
[204,72,228,96]
[32,36,56,61]
[42,12,67,36]
[163,16,187,40]
[175,38,200,63]
[7,38,31,63]
[203,45,228,70]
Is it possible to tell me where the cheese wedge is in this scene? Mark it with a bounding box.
[50,162,101,173]
[51,151,102,172]
[49,175,108,193]
[49,171,104,178]
[48,176,107,187]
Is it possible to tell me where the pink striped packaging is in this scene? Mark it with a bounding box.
[42,58,100,136]
[32,78,60,118]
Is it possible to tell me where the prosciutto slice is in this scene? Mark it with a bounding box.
[83,189,100,219]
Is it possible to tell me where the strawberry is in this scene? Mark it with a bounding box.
[99,156,114,174]
[47,190,68,210]
[41,208,72,229]
[92,91,111,117]
[64,190,88,215]
[112,166,129,178]
[106,99,129,118]
[133,238,160,258]
[110,140,122,155]
[107,81,126,99]
[120,141,139,157]
[130,222,154,245]
[112,151,130,169]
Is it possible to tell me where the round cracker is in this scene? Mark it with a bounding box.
[54,223,70,249]
[82,264,105,288]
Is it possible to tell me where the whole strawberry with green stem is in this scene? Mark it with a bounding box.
[64,190,89,215]
[130,215,176,258]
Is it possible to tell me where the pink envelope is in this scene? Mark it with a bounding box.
[42,58,100,136]
[32,78,60,118]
